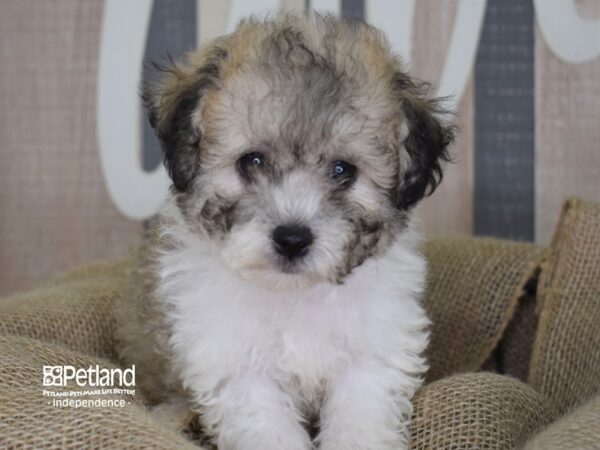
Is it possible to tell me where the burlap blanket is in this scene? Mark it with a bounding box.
[1,198,598,449]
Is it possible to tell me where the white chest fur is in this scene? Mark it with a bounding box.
[156,225,429,410]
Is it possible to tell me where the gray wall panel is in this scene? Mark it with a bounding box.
[474,0,535,241]
[342,0,364,19]
[142,0,197,171]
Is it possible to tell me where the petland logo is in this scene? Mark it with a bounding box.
[43,365,135,387]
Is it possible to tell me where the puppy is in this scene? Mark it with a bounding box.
[117,13,453,450]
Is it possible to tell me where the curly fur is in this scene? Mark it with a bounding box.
[118,12,453,450]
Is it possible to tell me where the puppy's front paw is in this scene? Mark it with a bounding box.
[216,417,313,450]
[201,374,313,450]
[318,365,415,450]
[318,429,408,450]
[219,428,313,450]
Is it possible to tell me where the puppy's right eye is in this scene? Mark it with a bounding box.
[238,152,265,176]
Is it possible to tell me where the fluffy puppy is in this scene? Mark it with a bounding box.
[117,13,453,450]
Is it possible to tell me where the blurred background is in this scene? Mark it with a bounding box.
[1,0,599,295]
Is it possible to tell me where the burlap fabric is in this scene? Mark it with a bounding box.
[524,393,600,450]
[423,238,544,381]
[498,293,539,382]
[0,237,554,448]
[0,334,199,449]
[0,259,131,361]
[528,198,600,416]
[410,373,554,450]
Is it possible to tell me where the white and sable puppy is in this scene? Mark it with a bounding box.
[117,13,453,450]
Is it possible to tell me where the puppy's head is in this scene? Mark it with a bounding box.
[144,14,453,288]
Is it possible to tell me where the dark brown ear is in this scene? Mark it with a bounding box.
[141,49,227,192]
[392,73,454,210]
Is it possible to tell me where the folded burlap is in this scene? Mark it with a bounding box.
[410,372,554,450]
[423,237,544,382]
[529,198,600,416]
[0,333,199,450]
[497,292,538,382]
[0,258,131,361]
[523,393,600,450]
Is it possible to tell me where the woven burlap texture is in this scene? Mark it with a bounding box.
[0,334,199,450]
[529,198,600,416]
[499,293,539,382]
[524,393,600,450]
[410,372,554,450]
[0,237,550,448]
[423,237,544,382]
[0,259,131,361]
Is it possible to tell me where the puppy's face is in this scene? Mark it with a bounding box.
[144,15,453,288]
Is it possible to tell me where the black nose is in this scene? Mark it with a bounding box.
[272,225,314,260]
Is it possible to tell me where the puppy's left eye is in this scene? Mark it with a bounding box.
[331,160,357,186]
[238,152,265,176]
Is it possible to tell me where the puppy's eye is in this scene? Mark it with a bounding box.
[238,152,265,176]
[331,160,357,186]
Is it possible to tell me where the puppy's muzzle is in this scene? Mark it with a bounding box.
[272,224,313,261]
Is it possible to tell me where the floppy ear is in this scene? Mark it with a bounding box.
[392,73,454,210]
[142,49,226,192]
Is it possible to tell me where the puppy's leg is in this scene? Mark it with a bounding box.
[201,373,312,450]
[318,365,418,450]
